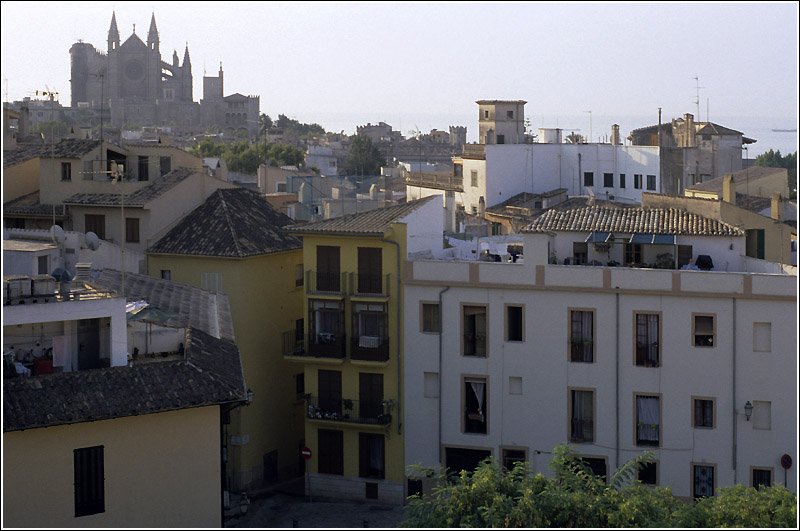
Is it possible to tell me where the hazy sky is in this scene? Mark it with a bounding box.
[1,1,798,142]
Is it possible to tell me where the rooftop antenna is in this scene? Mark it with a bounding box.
[693,76,704,120]
[584,110,592,143]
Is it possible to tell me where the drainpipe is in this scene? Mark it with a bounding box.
[438,286,451,465]
[381,235,403,435]
[732,298,737,483]
[615,290,620,471]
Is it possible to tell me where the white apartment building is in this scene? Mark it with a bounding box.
[402,217,797,498]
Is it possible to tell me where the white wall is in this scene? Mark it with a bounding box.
[400,196,445,259]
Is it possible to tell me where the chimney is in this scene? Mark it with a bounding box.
[369,184,379,200]
[444,190,456,233]
[722,174,735,203]
[610,124,621,145]
[478,196,486,218]
[770,193,783,220]
[684,113,695,147]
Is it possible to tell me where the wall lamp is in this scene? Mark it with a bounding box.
[744,401,753,421]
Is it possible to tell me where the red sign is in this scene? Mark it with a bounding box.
[780,454,792,469]
[301,446,312,460]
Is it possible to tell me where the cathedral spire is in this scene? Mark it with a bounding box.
[147,12,159,49]
[183,43,191,67]
[108,11,120,51]
[173,50,179,67]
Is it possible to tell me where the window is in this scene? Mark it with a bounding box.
[639,462,657,485]
[746,228,766,259]
[471,170,478,187]
[693,398,715,428]
[295,373,305,396]
[423,372,439,398]
[634,174,642,189]
[295,263,304,288]
[318,429,343,475]
[497,134,505,144]
[359,372,383,420]
[752,468,772,489]
[700,174,711,182]
[753,323,772,352]
[502,449,526,471]
[752,401,771,430]
[506,110,514,119]
[277,182,287,193]
[309,299,344,355]
[506,305,523,342]
[693,314,715,347]
[125,217,140,243]
[357,247,382,294]
[581,457,608,482]
[624,243,642,265]
[61,162,71,181]
[635,313,660,367]
[318,369,342,416]
[583,172,594,186]
[74,446,104,517]
[359,433,385,479]
[484,110,489,119]
[604,173,614,187]
[160,269,171,280]
[635,394,660,446]
[693,464,715,498]
[678,245,693,268]
[84,214,106,239]
[421,303,440,333]
[570,310,594,362]
[471,206,478,215]
[464,377,487,434]
[138,155,149,181]
[689,173,697,184]
[508,376,522,395]
[159,156,171,176]
[454,163,463,178]
[38,255,48,275]
[619,173,626,188]
[201,271,222,293]
[572,242,588,265]
[570,389,594,443]
[316,245,340,291]
[463,305,487,357]
[646,174,656,190]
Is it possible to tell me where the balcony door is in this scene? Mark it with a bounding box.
[357,247,382,294]
[318,370,342,416]
[316,245,340,291]
[359,373,383,421]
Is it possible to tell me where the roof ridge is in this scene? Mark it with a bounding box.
[217,190,245,257]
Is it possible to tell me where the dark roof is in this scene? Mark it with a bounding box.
[63,168,196,207]
[290,196,438,235]
[522,205,744,236]
[86,269,236,342]
[685,166,788,193]
[148,188,301,258]
[3,139,100,167]
[3,327,246,432]
[3,191,69,219]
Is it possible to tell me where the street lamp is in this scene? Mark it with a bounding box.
[744,400,753,421]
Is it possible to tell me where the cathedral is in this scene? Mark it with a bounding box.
[69,12,259,138]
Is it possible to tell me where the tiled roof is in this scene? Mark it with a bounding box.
[86,269,236,342]
[3,328,246,432]
[3,139,100,167]
[63,168,196,207]
[695,123,743,136]
[685,166,788,193]
[3,191,69,218]
[148,188,301,258]
[522,205,744,236]
[290,196,438,235]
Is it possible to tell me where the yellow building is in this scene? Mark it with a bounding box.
[147,188,305,489]
[288,196,440,504]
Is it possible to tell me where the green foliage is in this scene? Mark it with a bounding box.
[344,135,384,175]
[755,149,797,198]
[31,120,70,142]
[274,113,325,136]
[401,444,797,528]
[189,139,304,174]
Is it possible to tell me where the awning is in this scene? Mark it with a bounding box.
[585,231,613,243]
[629,233,676,245]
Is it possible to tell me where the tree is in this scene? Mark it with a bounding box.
[401,444,796,528]
[755,149,797,199]
[344,135,384,176]
[31,120,70,143]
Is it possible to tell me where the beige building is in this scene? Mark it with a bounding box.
[685,166,790,201]
[476,100,527,145]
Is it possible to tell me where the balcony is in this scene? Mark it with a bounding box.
[307,332,346,358]
[570,419,594,443]
[350,273,390,297]
[306,270,346,294]
[350,336,389,362]
[305,395,391,425]
[404,171,464,192]
[635,342,660,367]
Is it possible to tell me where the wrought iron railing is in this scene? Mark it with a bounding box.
[350,336,389,362]
[305,395,391,425]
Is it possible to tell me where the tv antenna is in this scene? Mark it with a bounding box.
[693,76,704,119]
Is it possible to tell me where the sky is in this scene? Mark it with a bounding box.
[1,1,798,150]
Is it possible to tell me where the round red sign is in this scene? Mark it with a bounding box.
[780,454,792,469]
[301,446,312,460]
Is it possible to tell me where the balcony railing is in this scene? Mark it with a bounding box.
[283,330,306,356]
[570,418,594,443]
[635,342,660,367]
[351,273,389,296]
[570,340,594,363]
[306,270,346,294]
[305,395,391,425]
[350,336,389,362]
[404,171,464,192]
[307,332,346,358]
[463,333,487,357]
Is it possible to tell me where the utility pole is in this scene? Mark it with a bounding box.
[693,76,704,120]
[37,89,59,226]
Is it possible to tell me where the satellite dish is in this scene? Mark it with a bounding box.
[50,225,66,244]
[51,267,73,283]
[85,231,101,251]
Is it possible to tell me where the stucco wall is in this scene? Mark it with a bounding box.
[2,406,221,528]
